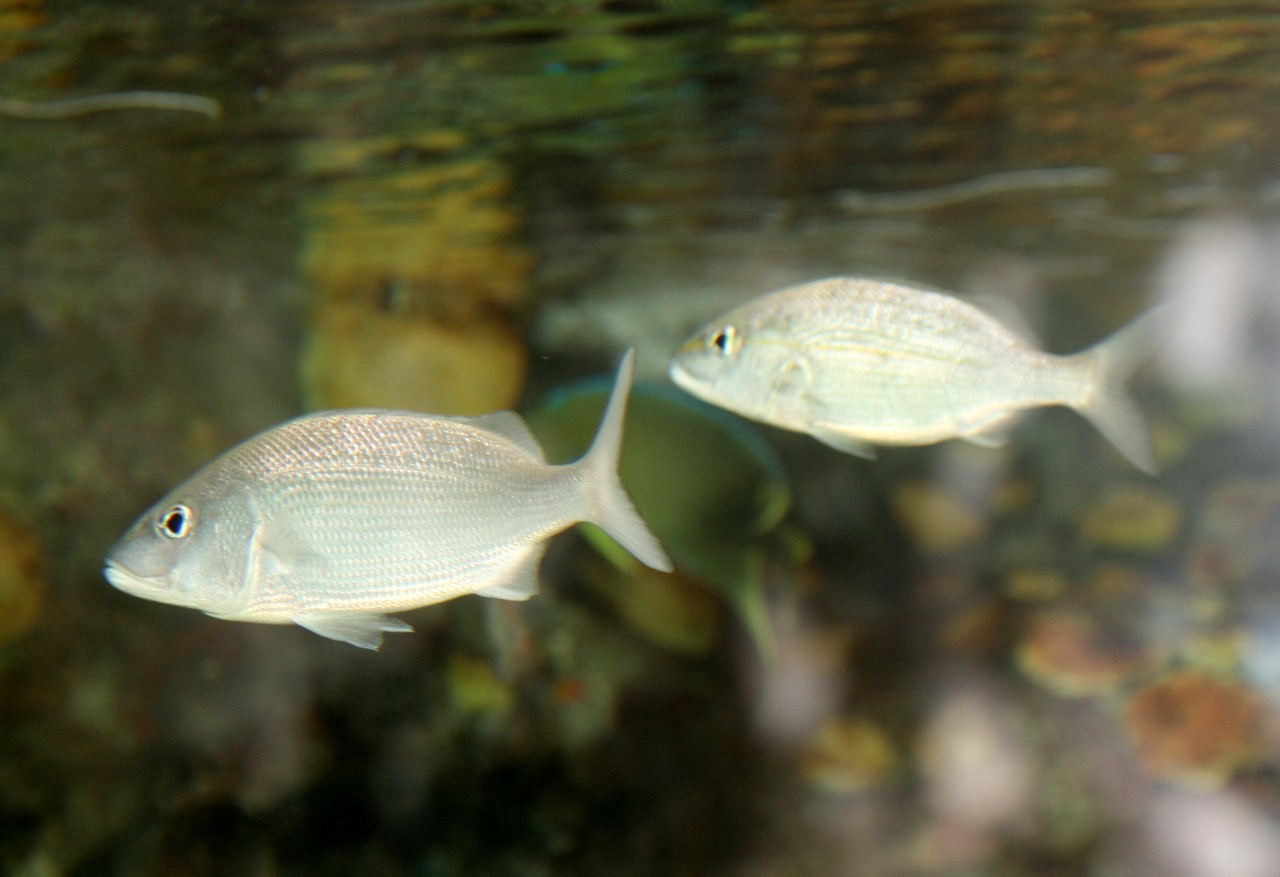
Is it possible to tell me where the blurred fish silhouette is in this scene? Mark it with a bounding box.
[671,277,1164,473]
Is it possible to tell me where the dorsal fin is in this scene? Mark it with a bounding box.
[970,294,1040,345]
[448,411,545,461]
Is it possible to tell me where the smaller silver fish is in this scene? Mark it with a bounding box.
[669,277,1163,473]
[105,349,671,650]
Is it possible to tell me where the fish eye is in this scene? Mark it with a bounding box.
[709,325,739,356]
[157,504,193,540]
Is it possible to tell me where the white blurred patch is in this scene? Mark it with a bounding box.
[1155,216,1270,394]
[1147,789,1280,877]
[921,684,1034,833]
[748,624,851,747]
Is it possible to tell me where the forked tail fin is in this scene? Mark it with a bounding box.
[1070,304,1167,475]
[577,348,673,572]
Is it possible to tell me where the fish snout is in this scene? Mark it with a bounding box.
[104,559,170,596]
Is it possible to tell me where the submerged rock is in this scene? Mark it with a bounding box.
[0,513,43,648]
[298,142,532,416]
[891,482,986,554]
[801,715,897,794]
[299,302,527,415]
[1081,484,1183,552]
[1125,671,1262,788]
[1016,610,1157,697]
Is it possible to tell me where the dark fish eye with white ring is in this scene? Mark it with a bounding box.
[709,325,738,356]
[157,504,192,539]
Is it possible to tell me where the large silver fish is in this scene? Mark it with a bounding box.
[105,349,671,649]
[669,277,1162,473]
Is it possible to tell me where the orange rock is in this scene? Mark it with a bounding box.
[1016,610,1154,697]
[1126,671,1262,788]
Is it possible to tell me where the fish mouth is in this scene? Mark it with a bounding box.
[103,560,168,595]
[667,358,703,394]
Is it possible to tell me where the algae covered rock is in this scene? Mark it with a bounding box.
[1081,484,1183,552]
[0,512,43,648]
[297,141,532,416]
[801,715,897,795]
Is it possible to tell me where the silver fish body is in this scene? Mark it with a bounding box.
[669,277,1162,473]
[105,349,671,649]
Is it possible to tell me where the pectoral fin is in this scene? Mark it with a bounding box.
[257,517,327,578]
[293,611,414,650]
[771,355,814,397]
[810,426,878,459]
[961,415,1016,448]
[476,544,544,601]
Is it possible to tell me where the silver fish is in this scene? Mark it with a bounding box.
[105,349,672,649]
[669,277,1162,473]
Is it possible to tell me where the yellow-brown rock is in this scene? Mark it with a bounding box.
[301,155,531,319]
[298,146,532,416]
[1081,484,1182,552]
[300,302,526,415]
[1016,610,1155,698]
[801,716,897,794]
[1126,671,1262,788]
[891,481,986,554]
[1004,567,1066,602]
[0,513,43,647]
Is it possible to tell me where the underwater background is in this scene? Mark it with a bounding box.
[3,0,1280,874]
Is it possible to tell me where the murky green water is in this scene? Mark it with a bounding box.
[3,1,1280,874]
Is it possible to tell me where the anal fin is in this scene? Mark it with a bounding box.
[810,425,878,459]
[476,544,545,601]
[293,611,413,650]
